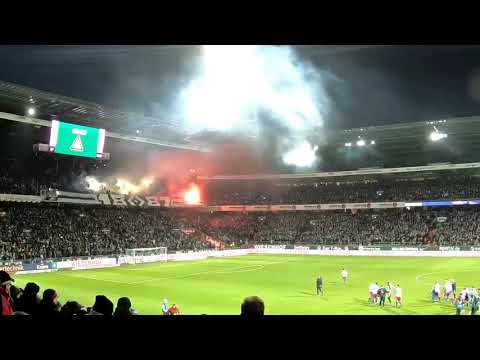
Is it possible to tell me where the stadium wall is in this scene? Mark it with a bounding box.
[56,257,119,270]
[250,246,480,257]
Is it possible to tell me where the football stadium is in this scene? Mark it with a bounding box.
[1,45,480,316]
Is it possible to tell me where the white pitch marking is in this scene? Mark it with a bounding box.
[56,273,128,284]
[52,258,293,286]
[127,261,209,270]
[415,269,480,282]
[127,264,265,285]
[127,259,293,285]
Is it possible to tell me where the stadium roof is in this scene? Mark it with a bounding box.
[1,79,480,167]
[312,116,480,170]
[0,79,206,150]
[198,162,480,182]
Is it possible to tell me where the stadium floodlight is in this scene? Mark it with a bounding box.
[345,142,352,147]
[430,131,447,142]
[370,140,375,145]
[27,107,36,116]
[356,139,366,147]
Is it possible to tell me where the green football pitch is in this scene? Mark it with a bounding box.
[14,255,480,315]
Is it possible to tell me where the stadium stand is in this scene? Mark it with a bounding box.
[0,204,213,261]
[203,175,480,205]
[2,203,480,262]
[192,207,480,247]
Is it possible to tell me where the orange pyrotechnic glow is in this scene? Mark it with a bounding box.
[184,183,201,205]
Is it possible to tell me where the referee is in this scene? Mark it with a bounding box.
[316,275,323,295]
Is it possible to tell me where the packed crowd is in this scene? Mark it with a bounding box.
[0,204,213,261]
[194,207,480,247]
[204,176,480,205]
[0,175,40,195]
[2,203,480,261]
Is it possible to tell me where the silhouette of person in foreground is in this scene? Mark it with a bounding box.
[240,296,265,316]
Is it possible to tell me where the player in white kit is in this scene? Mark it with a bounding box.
[341,268,348,284]
[395,284,402,308]
[368,283,375,303]
[369,282,379,304]
[444,280,453,301]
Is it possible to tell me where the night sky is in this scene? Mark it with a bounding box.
[1,45,480,130]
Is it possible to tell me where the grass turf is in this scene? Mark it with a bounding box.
[13,254,480,315]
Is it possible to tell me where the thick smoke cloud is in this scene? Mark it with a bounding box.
[176,45,331,168]
[72,46,335,194]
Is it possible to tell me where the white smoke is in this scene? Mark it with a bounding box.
[85,176,106,192]
[282,141,319,168]
[86,176,154,195]
[178,45,329,167]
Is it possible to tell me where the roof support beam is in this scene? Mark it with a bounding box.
[198,162,480,181]
[0,111,210,152]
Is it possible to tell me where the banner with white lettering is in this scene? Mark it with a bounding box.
[41,191,173,208]
[208,202,406,212]
[56,257,118,270]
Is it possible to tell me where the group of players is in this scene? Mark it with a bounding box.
[316,268,404,308]
[431,280,479,315]
[431,279,456,302]
[368,282,402,308]
[316,269,478,315]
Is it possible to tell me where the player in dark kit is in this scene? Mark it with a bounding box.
[469,291,478,315]
[316,276,323,295]
[378,285,386,307]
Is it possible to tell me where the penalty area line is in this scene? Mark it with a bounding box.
[55,272,128,285]
[127,264,265,285]
[415,269,480,282]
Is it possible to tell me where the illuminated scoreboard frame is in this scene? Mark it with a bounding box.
[49,120,106,159]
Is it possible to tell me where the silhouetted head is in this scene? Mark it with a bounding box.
[92,295,114,316]
[241,296,265,316]
[24,282,40,297]
[42,289,59,304]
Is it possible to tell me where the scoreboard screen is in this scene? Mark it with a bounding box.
[49,120,106,159]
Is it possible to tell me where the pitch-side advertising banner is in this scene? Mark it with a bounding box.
[10,246,480,276]
[210,202,406,212]
[56,257,118,270]
[0,262,24,274]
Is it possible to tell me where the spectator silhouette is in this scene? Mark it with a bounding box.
[88,295,114,316]
[15,282,40,315]
[241,296,265,316]
[60,301,87,316]
[113,297,136,317]
[38,289,61,316]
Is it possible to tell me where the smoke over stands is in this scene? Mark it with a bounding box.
[66,45,333,195]
[177,45,329,169]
